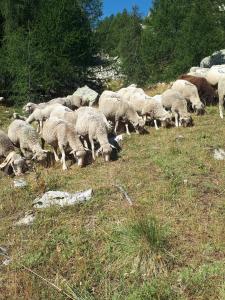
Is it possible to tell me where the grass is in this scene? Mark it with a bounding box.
[1,97,225,299]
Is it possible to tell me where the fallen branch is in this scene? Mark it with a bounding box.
[115,184,133,206]
[0,252,80,300]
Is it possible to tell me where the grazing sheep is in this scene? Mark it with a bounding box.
[49,106,76,125]
[8,120,48,162]
[42,118,86,170]
[179,74,216,105]
[26,104,68,133]
[0,130,27,175]
[161,89,193,127]
[218,75,225,118]
[141,96,173,130]
[99,91,145,135]
[171,80,205,115]
[205,68,225,86]
[75,107,113,161]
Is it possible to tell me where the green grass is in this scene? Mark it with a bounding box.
[1,103,225,299]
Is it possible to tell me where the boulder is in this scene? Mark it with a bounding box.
[200,50,225,68]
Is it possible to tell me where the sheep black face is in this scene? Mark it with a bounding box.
[195,103,205,115]
[180,117,193,127]
[161,118,174,128]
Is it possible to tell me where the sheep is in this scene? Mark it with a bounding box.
[218,75,225,118]
[49,106,76,125]
[26,103,69,133]
[161,89,193,127]
[8,120,48,162]
[99,91,145,135]
[75,107,113,162]
[205,68,225,86]
[171,80,205,115]
[141,96,173,130]
[179,74,216,106]
[0,130,27,175]
[42,117,86,170]
[23,102,47,114]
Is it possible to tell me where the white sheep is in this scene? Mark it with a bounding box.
[99,91,145,135]
[75,107,113,161]
[0,130,27,175]
[42,117,86,170]
[141,95,173,130]
[26,103,69,133]
[161,89,193,127]
[8,120,48,162]
[171,80,205,115]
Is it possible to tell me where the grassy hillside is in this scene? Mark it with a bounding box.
[1,99,225,299]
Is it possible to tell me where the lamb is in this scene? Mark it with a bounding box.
[171,80,205,115]
[26,104,69,133]
[42,117,86,170]
[8,120,48,162]
[161,89,193,127]
[141,96,173,130]
[0,130,27,175]
[23,98,68,114]
[218,75,225,118]
[99,91,145,135]
[179,74,216,106]
[75,107,113,161]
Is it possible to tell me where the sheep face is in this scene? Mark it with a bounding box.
[102,144,112,162]
[161,117,174,128]
[33,150,48,162]
[180,116,193,127]
[23,103,34,114]
[12,157,28,176]
[194,103,205,115]
[75,150,86,167]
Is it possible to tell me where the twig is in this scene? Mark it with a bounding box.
[115,184,133,206]
[0,253,79,300]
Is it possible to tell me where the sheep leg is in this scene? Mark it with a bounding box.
[125,123,131,135]
[58,145,67,170]
[53,146,60,162]
[174,113,179,127]
[154,120,159,130]
[39,120,43,134]
[37,122,40,133]
[219,96,224,119]
[114,120,119,135]
[90,138,96,161]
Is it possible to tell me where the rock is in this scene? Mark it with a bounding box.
[73,86,98,106]
[33,189,93,209]
[14,179,27,188]
[14,211,36,226]
[176,135,185,140]
[2,258,11,266]
[213,148,225,160]
[200,50,225,68]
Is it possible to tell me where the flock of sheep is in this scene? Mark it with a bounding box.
[0,63,224,176]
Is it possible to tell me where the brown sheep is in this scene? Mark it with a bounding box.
[179,74,217,106]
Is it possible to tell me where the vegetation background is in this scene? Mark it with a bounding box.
[0,0,225,105]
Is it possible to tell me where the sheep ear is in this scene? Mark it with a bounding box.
[70,150,76,155]
[110,144,116,149]
[43,150,50,153]
[0,152,15,168]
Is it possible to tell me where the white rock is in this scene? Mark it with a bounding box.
[213,148,225,160]
[73,86,98,105]
[33,189,93,209]
[14,211,36,226]
[14,179,27,188]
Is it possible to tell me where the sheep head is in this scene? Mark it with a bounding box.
[180,116,194,127]
[70,149,86,167]
[0,152,28,176]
